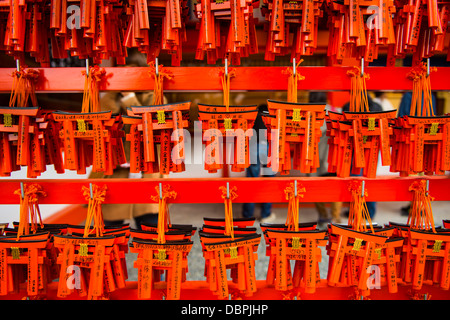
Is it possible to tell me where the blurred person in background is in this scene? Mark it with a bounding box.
[372,91,394,111]
[309,92,342,226]
[242,104,277,223]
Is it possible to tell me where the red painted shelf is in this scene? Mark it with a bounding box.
[2,176,450,204]
[1,66,450,93]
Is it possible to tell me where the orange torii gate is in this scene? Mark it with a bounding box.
[264,100,326,175]
[124,101,191,175]
[52,111,126,175]
[264,229,327,295]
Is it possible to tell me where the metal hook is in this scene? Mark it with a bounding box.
[361,180,365,197]
[294,180,298,196]
[155,57,159,77]
[159,183,163,200]
[89,183,93,200]
[224,58,228,77]
[226,182,230,199]
[361,58,364,77]
[293,58,296,76]
[20,182,24,200]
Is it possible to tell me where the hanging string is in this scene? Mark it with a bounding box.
[407,180,436,232]
[151,184,177,244]
[409,69,420,117]
[347,181,374,233]
[346,67,370,113]
[24,69,39,107]
[82,184,107,238]
[407,63,436,117]
[9,68,39,108]
[220,60,236,111]
[9,69,25,107]
[282,59,305,103]
[13,184,46,240]
[148,61,173,106]
[219,185,238,239]
[81,65,106,113]
[283,182,305,231]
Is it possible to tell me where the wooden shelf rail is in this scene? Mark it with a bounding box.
[1,280,449,300]
[1,176,449,205]
[1,67,450,93]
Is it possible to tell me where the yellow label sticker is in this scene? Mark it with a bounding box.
[3,114,12,127]
[229,246,238,259]
[77,119,87,132]
[429,123,439,136]
[363,135,368,144]
[155,249,167,261]
[433,240,443,253]
[374,247,382,260]
[224,118,232,130]
[157,110,166,124]
[352,238,363,251]
[292,109,301,122]
[368,118,375,131]
[79,243,88,256]
[292,237,301,250]
[11,247,20,260]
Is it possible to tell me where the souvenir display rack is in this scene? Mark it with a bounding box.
[1,176,450,204]
[0,63,450,300]
[0,176,449,300]
[0,63,450,299]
